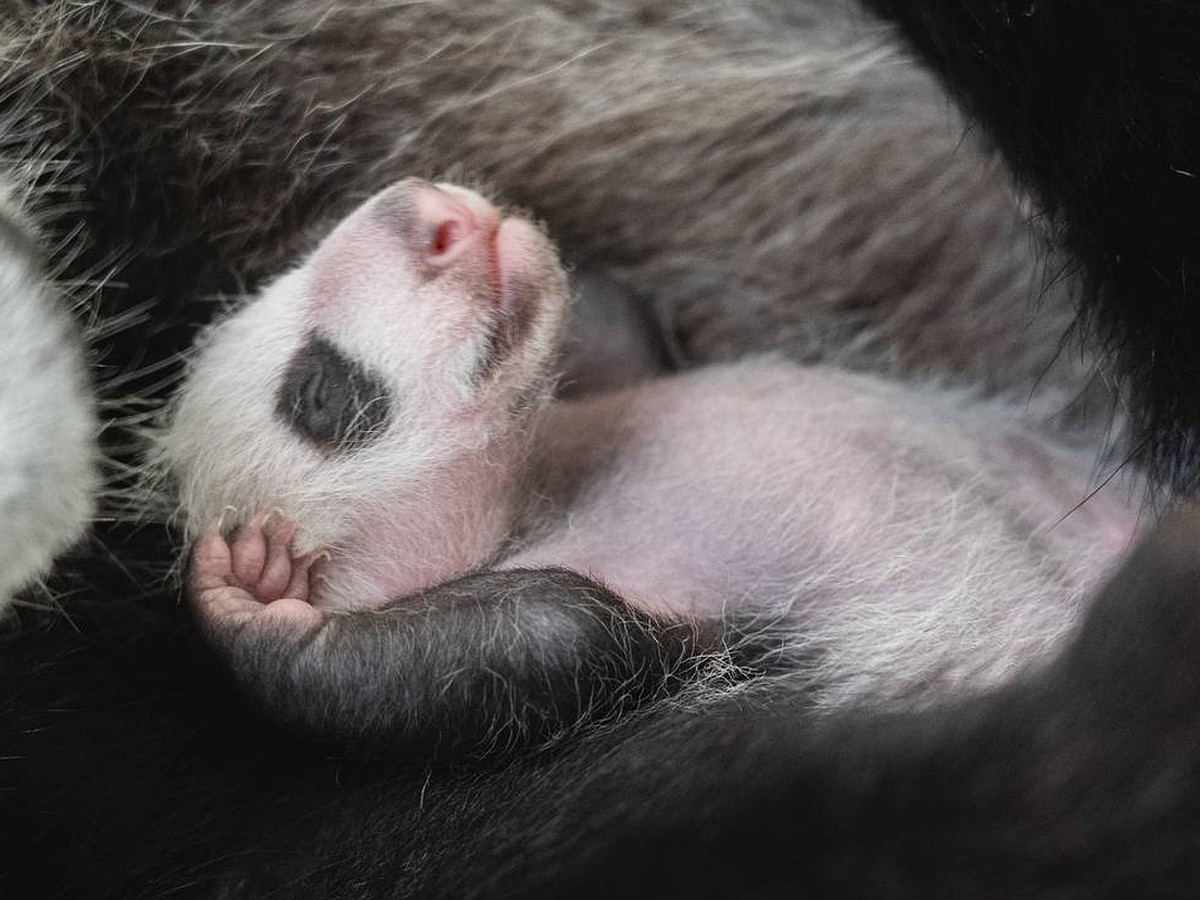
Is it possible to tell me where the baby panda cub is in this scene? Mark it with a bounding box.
[165,178,1140,755]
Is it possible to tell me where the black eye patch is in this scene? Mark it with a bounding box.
[276,336,392,451]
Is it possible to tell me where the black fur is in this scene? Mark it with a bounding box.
[277,336,393,451]
[6,511,1200,898]
[865,0,1200,492]
[195,566,713,757]
[5,2,1200,898]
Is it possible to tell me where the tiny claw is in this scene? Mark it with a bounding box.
[217,505,239,535]
[271,519,298,546]
[263,507,287,535]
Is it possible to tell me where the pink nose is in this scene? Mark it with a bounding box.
[411,184,500,268]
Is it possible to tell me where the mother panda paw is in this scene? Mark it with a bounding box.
[0,181,97,613]
[188,511,325,634]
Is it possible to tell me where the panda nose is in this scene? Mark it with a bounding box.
[411,183,501,268]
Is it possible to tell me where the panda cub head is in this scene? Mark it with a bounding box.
[161,178,570,608]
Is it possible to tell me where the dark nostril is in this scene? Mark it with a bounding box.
[405,183,500,269]
[428,218,465,257]
[416,189,478,266]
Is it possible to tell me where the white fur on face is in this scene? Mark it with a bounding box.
[162,179,569,607]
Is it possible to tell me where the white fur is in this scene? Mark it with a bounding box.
[163,180,1142,709]
[505,361,1141,705]
[161,180,569,606]
[0,185,96,612]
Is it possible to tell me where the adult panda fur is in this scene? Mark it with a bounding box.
[4,1,1200,897]
[0,183,94,614]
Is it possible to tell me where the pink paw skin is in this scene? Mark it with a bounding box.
[188,510,325,633]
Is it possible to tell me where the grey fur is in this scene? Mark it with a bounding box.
[0,3,1152,892]
[0,0,1107,435]
[0,0,1128,737]
[170,179,1139,748]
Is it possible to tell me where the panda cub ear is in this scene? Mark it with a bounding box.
[0,179,97,613]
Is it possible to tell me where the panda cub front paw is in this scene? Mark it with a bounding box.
[188,510,325,634]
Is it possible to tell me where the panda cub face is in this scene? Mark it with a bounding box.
[162,178,570,577]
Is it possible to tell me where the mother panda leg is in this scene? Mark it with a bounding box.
[865,0,1200,491]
